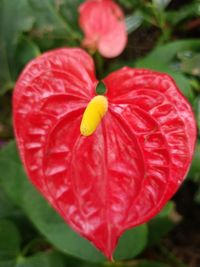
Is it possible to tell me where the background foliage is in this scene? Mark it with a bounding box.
[0,0,200,266]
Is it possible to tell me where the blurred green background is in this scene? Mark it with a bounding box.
[0,0,200,266]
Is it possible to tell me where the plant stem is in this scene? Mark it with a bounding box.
[94,52,104,80]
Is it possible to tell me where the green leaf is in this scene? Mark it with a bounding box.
[0,220,21,262]
[152,0,171,11]
[58,0,83,33]
[28,0,82,49]
[0,142,105,262]
[15,36,40,76]
[0,0,34,94]
[180,53,200,77]
[156,201,174,218]
[167,72,194,103]
[28,0,69,34]
[193,96,200,131]
[167,1,200,25]
[114,224,148,260]
[117,0,138,9]
[136,39,200,102]
[190,78,200,93]
[189,143,200,182]
[126,12,143,34]
[136,39,200,69]
[147,202,176,246]
[0,186,17,219]
[0,182,36,246]
[16,252,66,267]
[96,82,107,95]
[0,141,149,262]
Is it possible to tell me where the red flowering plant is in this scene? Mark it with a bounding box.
[13,48,196,259]
[0,0,199,265]
[79,0,127,58]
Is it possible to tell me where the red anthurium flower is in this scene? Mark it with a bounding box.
[13,48,196,260]
[79,0,127,58]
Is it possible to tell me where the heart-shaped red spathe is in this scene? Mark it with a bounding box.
[13,48,196,260]
[79,0,127,58]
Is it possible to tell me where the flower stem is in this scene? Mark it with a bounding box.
[94,52,104,79]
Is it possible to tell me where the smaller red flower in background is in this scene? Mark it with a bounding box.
[79,0,127,58]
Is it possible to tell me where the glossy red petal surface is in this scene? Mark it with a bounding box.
[13,50,196,260]
[79,0,127,58]
[104,67,196,223]
[13,48,97,195]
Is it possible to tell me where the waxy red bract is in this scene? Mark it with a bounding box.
[13,48,196,259]
[79,0,127,58]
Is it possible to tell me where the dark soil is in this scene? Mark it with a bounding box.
[141,182,200,267]
[166,182,200,267]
